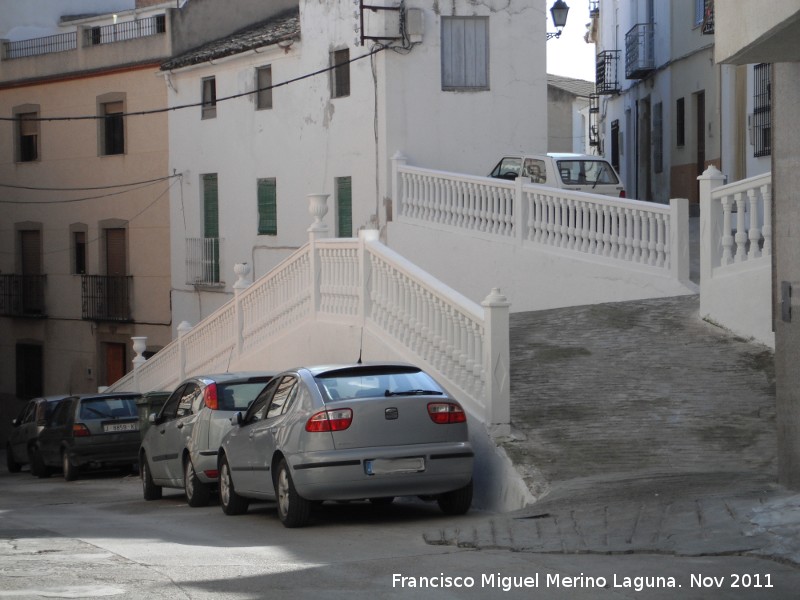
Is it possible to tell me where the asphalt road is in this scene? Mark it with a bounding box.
[2,464,800,600]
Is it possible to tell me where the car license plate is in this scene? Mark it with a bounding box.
[365,457,425,476]
[103,421,139,433]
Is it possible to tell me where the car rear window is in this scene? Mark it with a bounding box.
[316,368,443,401]
[217,381,271,411]
[79,397,137,420]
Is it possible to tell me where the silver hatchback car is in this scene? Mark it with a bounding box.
[218,363,474,527]
[139,372,274,506]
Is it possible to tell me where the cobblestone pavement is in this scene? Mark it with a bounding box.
[427,295,800,566]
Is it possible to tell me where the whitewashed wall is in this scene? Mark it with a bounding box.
[166,0,548,330]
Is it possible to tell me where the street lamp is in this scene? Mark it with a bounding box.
[547,0,570,40]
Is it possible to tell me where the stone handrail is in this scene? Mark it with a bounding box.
[393,154,690,282]
[109,215,510,429]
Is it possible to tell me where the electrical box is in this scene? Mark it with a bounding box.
[406,8,423,43]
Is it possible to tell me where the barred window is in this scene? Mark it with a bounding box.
[753,63,771,157]
[653,102,663,173]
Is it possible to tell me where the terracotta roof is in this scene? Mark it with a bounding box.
[547,73,595,98]
[161,8,300,71]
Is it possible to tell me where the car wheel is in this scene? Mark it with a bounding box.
[184,457,210,507]
[141,454,162,501]
[219,455,249,516]
[62,451,79,482]
[6,444,22,473]
[29,446,50,479]
[437,480,473,516]
[275,459,311,528]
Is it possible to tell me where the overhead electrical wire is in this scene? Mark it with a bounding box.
[0,174,179,192]
[0,45,388,123]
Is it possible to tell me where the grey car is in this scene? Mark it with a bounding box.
[139,372,274,507]
[217,363,474,528]
[6,395,73,473]
[34,392,141,480]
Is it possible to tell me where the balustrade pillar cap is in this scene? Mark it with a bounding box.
[482,287,510,307]
[391,150,407,161]
[697,165,726,181]
[177,320,192,335]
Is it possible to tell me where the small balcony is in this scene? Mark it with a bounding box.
[0,274,46,317]
[82,275,132,322]
[596,50,620,94]
[625,23,655,79]
[186,237,223,286]
[589,94,599,147]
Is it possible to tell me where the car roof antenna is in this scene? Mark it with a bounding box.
[357,326,364,365]
[225,345,234,373]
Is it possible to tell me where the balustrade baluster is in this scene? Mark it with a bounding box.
[735,192,747,262]
[601,205,611,256]
[609,205,619,257]
[747,188,762,259]
[721,195,734,265]
[553,198,563,247]
[655,214,666,268]
[761,183,772,257]
[647,214,657,266]
[622,208,633,261]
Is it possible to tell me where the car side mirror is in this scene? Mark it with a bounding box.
[11,418,20,427]
[148,413,157,424]
[233,412,244,426]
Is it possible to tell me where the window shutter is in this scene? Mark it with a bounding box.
[257,178,277,235]
[442,17,488,90]
[105,228,126,276]
[20,230,41,275]
[336,177,352,238]
[203,174,219,238]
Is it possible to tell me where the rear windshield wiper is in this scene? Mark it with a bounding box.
[384,389,443,397]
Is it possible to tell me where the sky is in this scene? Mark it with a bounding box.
[545,0,597,83]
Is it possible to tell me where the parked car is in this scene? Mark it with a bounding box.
[217,363,475,528]
[6,395,73,473]
[139,372,274,506]
[489,152,626,198]
[32,392,142,480]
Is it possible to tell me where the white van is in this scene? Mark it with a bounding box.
[489,153,626,198]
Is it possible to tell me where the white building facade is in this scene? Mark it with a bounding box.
[163,0,549,329]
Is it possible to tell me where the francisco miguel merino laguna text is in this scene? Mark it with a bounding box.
[392,572,680,592]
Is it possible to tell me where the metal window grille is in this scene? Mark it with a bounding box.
[595,51,620,94]
[0,274,46,317]
[753,63,771,158]
[186,238,223,285]
[81,275,132,321]
[676,97,685,147]
[84,15,167,46]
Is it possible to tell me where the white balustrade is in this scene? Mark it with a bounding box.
[106,201,509,426]
[395,161,686,279]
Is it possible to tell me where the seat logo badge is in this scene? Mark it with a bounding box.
[385,407,399,420]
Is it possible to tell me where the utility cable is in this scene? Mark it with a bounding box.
[0,174,178,192]
[0,45,388,123]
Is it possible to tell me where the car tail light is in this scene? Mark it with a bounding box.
[619,190,626,198]
[203,383,219,410]
[204,469,219,478]
[72,423,91,437]
[427,402,466,424]
[305,408,353,432]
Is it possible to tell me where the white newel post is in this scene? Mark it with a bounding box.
[515,175,526,244]
[698,166,727,286]
[482,288,511,434]
[391,151,407,219]
[131,336,147,392]
[669,197,690,282]
[177,320,192,382]
[307,193,330,316]
[233,262,252,358]
[358,229,379,323]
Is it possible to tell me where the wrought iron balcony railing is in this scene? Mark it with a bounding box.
[82,275,132,322]
[596,50,620,94]
[0,275,46,317]
[84,15,166,47]
[625,22,655,79]
[186,237,223,286]
[2,14,166,60]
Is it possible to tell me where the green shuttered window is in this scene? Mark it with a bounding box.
[257,178,277,235]
[336,176,352,238]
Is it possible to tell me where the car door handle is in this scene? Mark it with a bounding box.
[177,423,184,429]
